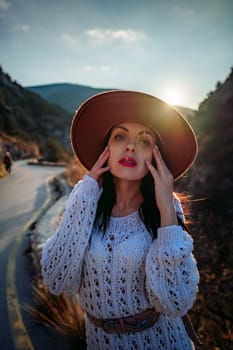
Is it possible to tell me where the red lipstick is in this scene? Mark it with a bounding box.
[118,157,137,168]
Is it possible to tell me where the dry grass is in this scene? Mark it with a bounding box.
[63,156,87,187]
[26,278,86,346]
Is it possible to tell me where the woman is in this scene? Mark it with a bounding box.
[41,91,200,349]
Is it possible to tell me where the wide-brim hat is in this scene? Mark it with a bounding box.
[70,90,198,180]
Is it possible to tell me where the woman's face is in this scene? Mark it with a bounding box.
[107,122,157,181]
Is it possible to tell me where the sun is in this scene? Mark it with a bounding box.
[161,88,185,106]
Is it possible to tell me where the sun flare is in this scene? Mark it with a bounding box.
[161,88,185,106]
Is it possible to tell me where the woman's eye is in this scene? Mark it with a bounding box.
[139,138,151,146]
[114,133,125,141]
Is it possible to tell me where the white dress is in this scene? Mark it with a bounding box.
[41,175,199,350]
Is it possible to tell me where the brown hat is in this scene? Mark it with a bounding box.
[70,90,198,180]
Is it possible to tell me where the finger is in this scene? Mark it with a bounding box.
[95,147,110,167]
[99,145,109,158]
[153,147,174,184]
[96,146,109,162]
[98,151,110,168]
[146,160,158,179]
[152,146,169,174]
[93,166,110,182]
[98,166,110,175]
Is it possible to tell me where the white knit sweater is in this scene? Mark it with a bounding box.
[41,175,199,350]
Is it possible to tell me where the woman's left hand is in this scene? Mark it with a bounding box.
[146,146,178,227]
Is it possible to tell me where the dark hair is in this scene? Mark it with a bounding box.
[94,125,163,239]
[94,169,160,238]
[93,124,189,237]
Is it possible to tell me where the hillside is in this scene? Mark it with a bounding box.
[27,83,111,114]
[0,66,72,162]
[0,68,194,175]
[176,68,233,349]
[27,83,195,118]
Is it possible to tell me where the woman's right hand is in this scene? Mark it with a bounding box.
[89,146,110,187]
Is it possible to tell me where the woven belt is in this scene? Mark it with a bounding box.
[86,308,160,334]
[86,309,205,348]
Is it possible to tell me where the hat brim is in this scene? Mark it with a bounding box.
[70,90,198,181]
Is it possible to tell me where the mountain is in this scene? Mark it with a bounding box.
[176,67,233,349]
[27,83,195,119]
[1,67,194,168]
[181,68,233,219]
[0,66,72,162]
[26,83,112,114]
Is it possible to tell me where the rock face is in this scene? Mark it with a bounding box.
[0,66,72,162]
[176,68,233,349]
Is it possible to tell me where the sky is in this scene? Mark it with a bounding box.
[0,0,232,109]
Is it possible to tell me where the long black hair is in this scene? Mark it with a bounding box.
[94,126,163,239]
[94,169,161,238]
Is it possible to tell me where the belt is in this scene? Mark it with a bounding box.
[86,309,205,348]
[86,308,160,334]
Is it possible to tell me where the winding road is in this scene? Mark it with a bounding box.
[0,160,68,349]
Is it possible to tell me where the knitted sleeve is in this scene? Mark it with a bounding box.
[145,196,199,317]
[41,175,102,295]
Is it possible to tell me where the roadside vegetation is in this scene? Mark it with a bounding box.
[27,278,86,349]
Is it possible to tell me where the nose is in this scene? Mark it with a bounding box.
[125,144,136,153]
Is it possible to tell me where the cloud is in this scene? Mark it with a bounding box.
[83,65,110,72]
[16,24,30,32]
[85,28,145,44]
[172,5,196,18]
[172,2,229,22]
[61,33,79,51]
[0,0,11,11]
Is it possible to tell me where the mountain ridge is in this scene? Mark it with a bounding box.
[26,83,112,114]
[26,82,195,118]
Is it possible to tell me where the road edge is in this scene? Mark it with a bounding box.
[6,177,55,350]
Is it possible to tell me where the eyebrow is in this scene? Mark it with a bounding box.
[113,125,156,138]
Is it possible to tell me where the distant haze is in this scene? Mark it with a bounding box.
[27,83,110,113]
[27,83,195,120]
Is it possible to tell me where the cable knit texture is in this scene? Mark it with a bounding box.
[41,175,199,350]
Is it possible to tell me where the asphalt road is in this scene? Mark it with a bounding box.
[0,160,70,350]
